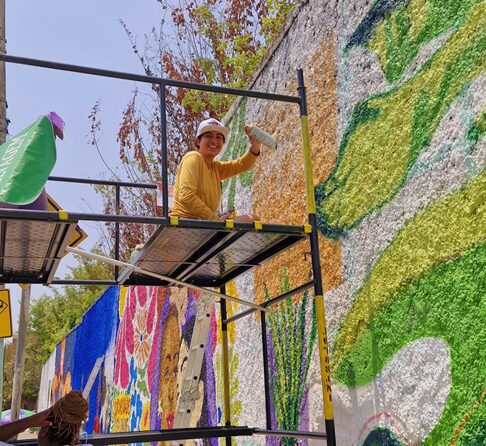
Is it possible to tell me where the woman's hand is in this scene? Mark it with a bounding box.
[0,409,52,442]
[219,211,259,223]
[219,211,235,221]
[25,409,53,429]
[233,213,260,223]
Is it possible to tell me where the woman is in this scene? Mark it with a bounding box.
[0,391,88,446]
[170,118,261,222]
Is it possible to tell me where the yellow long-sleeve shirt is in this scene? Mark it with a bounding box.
[170,149,258,220]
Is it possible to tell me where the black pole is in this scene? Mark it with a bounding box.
[224,281,314,324]
[114,185,121,280]
[51,280,118,286]
[0,54,300,103]
[260,311,272,430]
[160,82,169,217]
[48,176,157,189]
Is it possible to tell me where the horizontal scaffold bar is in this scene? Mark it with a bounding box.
[224,280,314,324]
[67,246,269,312]
[0,54,301,103]
[48,176,157,189]
[254,428,327,440]
[11,426,326,445]
[11,426,255,446]
[0,209,308,234]
[51,279,119,286]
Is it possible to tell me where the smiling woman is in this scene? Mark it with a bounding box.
[169,118,262,222]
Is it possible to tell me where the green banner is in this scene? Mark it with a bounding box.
[0,117,57,205]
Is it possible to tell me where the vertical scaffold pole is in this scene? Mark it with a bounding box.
[220,286,232,446]
[114,184,120,280]
[297,68,336,446]
[159,82,169,218]
[261,311,272,430]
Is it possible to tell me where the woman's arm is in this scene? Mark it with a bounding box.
[217,132,261,180]
[0,410,52,441]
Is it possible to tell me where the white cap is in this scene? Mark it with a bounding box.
[196,118,229,140]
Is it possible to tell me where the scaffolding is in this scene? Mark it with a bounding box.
[0,54,336,446]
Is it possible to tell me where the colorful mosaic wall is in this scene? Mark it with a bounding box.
[231,0,486,444]
[38,286,221,445]
[39,2,485,445]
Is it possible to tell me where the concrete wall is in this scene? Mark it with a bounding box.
[222,0,486,444]
[39,1,486,445]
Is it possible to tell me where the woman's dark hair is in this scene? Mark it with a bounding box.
[45,413,75,446]
[47,391,88,446]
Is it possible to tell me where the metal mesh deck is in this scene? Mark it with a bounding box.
[120,220,307,287]
[0,218,77,284]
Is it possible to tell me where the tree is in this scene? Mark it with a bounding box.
[2,336,41,409]
[91,0,299,256]
[28,252,112,363]
[1,253,112,405]
[2,340,16,408]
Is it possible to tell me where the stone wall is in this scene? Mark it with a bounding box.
[221,0,486,444]
[39,1,486,445]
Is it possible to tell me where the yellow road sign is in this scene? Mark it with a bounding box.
[47,194,88,247]
[0,289,13,338]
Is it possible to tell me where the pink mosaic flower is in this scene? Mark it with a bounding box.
[115,286,161,390]
[114,287,138,388]
[133,307,152,367]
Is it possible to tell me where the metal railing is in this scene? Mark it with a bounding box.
[0,53,337,446]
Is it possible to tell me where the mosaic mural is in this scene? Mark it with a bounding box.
[325,1,486,444]
[38,286,220,446]
[39,1,485,445]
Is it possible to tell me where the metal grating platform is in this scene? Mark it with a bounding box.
[0,217,77,284]
[120,219,307,287]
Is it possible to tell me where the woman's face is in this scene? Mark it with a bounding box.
[197,131,225,160]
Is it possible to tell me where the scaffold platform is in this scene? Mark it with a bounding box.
[0,210,307,289]
[0,53,338,446]
[0,212,77,284]
[119,218,308,287]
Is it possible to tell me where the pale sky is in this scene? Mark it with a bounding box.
[5,0,162,330]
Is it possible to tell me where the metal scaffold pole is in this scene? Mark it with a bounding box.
[10,284,31,426]
[297,68,336,446]
[219,285,232,446]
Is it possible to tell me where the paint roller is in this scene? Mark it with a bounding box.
[245,125,277,150]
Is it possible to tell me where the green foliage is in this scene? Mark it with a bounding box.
[162,0,299,114]
[1,251,112,406]
[28,253,112,363]
[264,270,317,445]
[2,341,17,407]
[262,0,296,44]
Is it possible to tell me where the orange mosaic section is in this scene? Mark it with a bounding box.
[252,36,342,302]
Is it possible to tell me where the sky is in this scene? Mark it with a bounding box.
[5,0,163,330]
